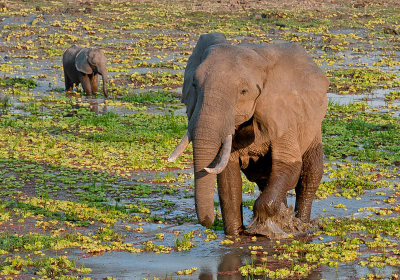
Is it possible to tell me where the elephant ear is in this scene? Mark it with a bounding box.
[251,43,329,144]
[87,49,106,67]
[75,48,93,74]
[182,33,229,121]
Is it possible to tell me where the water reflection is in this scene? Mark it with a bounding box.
[217,252,242,279]
[88,99,107,114]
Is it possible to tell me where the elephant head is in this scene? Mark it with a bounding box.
[169,33,328,227]
[76,48,108,97]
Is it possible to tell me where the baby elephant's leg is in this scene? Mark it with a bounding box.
[79,74,93,95]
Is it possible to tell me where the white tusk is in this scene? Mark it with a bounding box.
[168,132,190,162]
[204,135,232,174]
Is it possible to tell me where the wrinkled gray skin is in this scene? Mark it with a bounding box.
[170,33,329,238]
[62,45,108,97]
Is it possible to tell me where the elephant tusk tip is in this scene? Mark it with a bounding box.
[204,167,213,173]
[203,134,232,175]
[167,132,190,163]
[167,156,176,163]
[204,167,221,175]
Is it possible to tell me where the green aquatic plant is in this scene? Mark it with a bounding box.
[0,77,37,89]
[174,231,195,251]
[326,68,400,94]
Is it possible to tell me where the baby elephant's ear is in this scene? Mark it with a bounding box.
[75,48,93,74]
[251,43,329,144]
[88,49,106,66]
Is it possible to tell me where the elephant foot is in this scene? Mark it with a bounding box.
[225,225,246,237]
[244,203,312,239]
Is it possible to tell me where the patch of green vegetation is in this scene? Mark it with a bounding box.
[242,177,257,194]
[44,47,64,57]
[4,197,130,226]
[240,216,400,277]
[0,232,59,253]
[385,90,400,100]
[81,111,120,128]
[174,231,195,251]
[4,200,63,220]
[207,217,224,231]
[141,240,171,253]
[0,100,189,172]
[0,96,11,114]
[122,90,180,106]
[0,77,37,89]
[175,215,196,225]
[322,102,400,165]
[1,255,91,278]
[326,68,400,94]
[131,60,184,70]
[243,200,255,209]
[317,162,394,199]
[130,71,184,89]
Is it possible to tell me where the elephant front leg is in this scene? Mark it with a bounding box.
[246,130,306,238]
[295,134,323,223]
[79,74,93,96]
[217,158,244,236]
[91,74,99,94]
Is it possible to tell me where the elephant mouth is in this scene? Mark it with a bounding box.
[235,114,250,128]
[168,132,233,174]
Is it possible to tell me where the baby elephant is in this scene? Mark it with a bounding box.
[63,45,108,97]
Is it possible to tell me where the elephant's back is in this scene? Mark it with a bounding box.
[62,45,81,65]
[62,45,82,83]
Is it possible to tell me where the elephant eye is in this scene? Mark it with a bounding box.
[240,89,248,95]
[192,82,196,88]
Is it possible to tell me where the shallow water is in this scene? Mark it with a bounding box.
[70,182,396,279]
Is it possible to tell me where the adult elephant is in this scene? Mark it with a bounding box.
[169,33,329,238]
[63,45,108,97]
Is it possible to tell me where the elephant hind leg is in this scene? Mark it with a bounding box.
[294,134,323,223]
[64,71,73,92]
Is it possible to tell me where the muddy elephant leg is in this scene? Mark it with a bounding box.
[247,129,302,236]
[91,73,99,94]
[64,71,73,92]
[295,133,323,223]
[256,179,288,208]
[79,74,93,96]
[253,160,301,220]
[217,158,244,236]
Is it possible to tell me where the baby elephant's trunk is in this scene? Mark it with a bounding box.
[99,67,108,97]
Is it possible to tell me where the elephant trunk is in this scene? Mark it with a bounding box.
[192,126,221,227]
[99,66,108,98]
[190,104,235,227]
